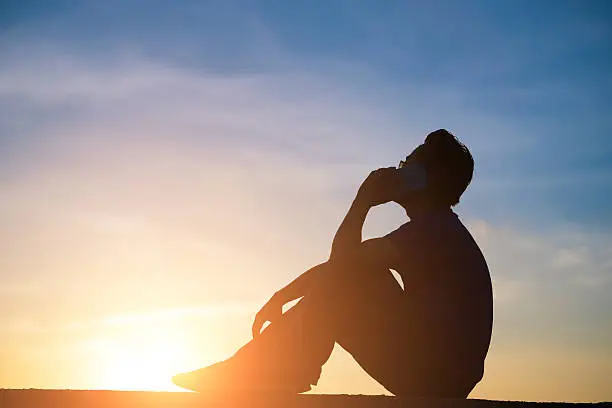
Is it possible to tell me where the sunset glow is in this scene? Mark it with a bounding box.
[93,329,192,391]
[1,0,611,402]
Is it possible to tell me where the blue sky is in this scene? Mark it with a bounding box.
[1,0,611,401]
[2,0,611,228]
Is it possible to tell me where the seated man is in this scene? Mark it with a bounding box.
[173,129,493,398]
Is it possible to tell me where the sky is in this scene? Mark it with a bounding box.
[1,0,611,402]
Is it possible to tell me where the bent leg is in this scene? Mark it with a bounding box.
[173,260,425,394]
[304,259,417,394]
[236,259,409,391]
[307,260,476,397]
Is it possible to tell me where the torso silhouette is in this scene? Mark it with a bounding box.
[385,209,493,389]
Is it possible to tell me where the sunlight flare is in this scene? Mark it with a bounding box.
[93,328,194,391]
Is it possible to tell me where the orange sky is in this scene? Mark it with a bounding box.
[1,139,610,400]
[2,2,612,402]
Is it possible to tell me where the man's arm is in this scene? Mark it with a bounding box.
[269,197,373,306]
[252,167,401,338]
[252,263,327,338]
[272,262,327,305]
[330,167,399,261]
[329,200,371,261]
[253,235,399,338]
[275,168,401,302]
[274,232,399,307]
[255,195,374,336]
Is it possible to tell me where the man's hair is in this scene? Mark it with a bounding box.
[408,129,474,206]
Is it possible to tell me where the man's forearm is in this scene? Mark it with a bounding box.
[329,199,371,261]
[273,262,328,304]
[272,195,371,305]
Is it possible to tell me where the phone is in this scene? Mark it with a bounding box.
[397,162,427,194]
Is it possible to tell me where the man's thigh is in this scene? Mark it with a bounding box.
[315,262,445,396]
[307,263,415,384]
[304,263,472,397]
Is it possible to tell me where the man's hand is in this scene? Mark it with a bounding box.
[355,167,402,208]
[252,292,284,339]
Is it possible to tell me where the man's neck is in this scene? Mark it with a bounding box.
[405,205,451,220]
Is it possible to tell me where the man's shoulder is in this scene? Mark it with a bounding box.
[383,210,475,250]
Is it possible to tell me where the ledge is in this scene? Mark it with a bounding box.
[0,389,608,408]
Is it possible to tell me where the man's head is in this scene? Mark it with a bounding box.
[398,129,474,210]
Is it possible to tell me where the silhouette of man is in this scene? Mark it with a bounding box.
[173,129,493,398]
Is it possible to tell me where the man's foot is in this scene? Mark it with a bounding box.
[172,357,312,395]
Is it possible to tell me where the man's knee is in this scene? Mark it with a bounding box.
[307,260,403,316]
[330,258,402,295]
[320,257,393,284]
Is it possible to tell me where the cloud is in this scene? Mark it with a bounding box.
[0,41,611,400]
[1,47,610,339]
[466,220,612,371]
[100,303,256,327]
[0,51,418,330]
[462,220,612,401]
[468,219,612,292]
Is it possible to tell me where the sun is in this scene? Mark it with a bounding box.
[95,327,196,391]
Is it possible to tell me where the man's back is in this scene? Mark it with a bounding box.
[386,209,493,392]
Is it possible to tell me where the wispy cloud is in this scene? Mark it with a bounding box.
[101,303,256,327]
[1,2,611,399]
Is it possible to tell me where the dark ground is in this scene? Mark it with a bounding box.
[0,390,610,408]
